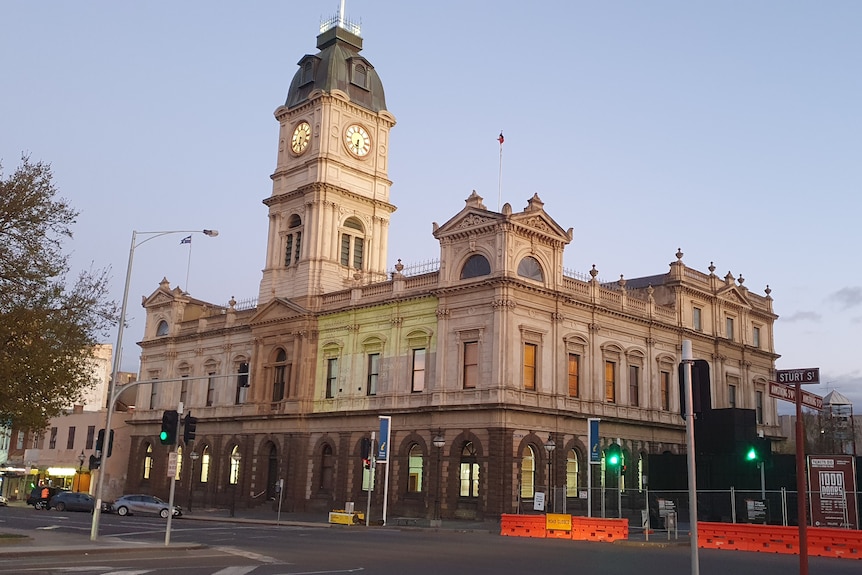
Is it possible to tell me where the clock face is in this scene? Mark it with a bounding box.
[345,124,371,157]
[291,122,311,154]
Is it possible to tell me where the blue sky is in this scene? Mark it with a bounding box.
[3,1,860,412]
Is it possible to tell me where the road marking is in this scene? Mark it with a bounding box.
[212,567,259,575]
[214,546,281,564]
[269,569,364,574]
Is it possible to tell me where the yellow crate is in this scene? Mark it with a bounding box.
[328,511,365,525]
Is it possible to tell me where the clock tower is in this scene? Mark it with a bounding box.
[258,14,396,308]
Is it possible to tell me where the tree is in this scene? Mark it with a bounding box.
[0,156,118,431]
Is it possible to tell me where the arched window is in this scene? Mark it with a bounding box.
[272,348,288,401]
[156,320,169,337]
[340,217,365,269]
[200,445,210,483]
[517,256,544,281]
[229,445,240,485]
[460,254,490,279]
[408,444,424,492]
[459,442,479,498]
[566,449,579,497]
[175,445,183,480]
[284,214,302,267]
[143,444,153,479]
[520,445,536,498]
[320,444,334,491]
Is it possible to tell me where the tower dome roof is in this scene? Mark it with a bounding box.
[285,24,387,113]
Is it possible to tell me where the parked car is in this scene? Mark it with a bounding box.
[49,491,95,512]
[27,486,65,510]
[0,495,8,506]
[111,494,182,518]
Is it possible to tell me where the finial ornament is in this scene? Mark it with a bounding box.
[708,262,716,274]
[676,248,684,261]
[590,265,599,279]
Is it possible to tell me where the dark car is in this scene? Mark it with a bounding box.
[27,486,64,510]
[49,491,95,512]
[111,494,182,518]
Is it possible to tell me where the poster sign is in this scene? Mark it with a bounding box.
[588,418,601,464]
[745,499,767,524]
[533,491,546,511]
[808,455,858,529]
[377,416,391,462]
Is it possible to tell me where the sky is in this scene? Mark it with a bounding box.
[3,1,860,414]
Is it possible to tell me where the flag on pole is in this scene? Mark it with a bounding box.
[498,132,504,145]
[180,235,192,244]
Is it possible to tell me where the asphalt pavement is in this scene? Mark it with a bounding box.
[0,500,511,557]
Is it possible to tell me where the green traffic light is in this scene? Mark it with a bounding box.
[746,446,758,461]
[608,454,619,465]
[159,431,169,441]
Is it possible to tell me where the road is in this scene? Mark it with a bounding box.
[0,506,858,574]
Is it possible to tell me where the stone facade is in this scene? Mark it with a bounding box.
[123,17,780,520]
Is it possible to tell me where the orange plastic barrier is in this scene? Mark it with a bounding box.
[698,522,862,560]
[500,514,547,538]
[570,516,629,542]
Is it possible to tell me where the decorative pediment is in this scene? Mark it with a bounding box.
[249,297,311,326]
[716,286,752,309]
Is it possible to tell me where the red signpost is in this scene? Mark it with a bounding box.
[774,368,821,575]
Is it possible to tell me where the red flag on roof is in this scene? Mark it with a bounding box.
[498,132,504,145]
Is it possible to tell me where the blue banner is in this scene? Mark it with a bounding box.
[588,418,601,464]
[377,416,391,462]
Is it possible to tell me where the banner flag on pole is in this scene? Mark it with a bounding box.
[377,416,391,462]
[180,235,192,244]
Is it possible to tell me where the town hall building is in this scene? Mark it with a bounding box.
[124,14,780,521]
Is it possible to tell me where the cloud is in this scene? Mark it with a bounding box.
[828,287,862,310]
[781,311,821,323]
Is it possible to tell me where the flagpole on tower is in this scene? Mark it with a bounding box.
[497,131,504,211]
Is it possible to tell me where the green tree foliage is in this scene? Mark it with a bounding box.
[0,156,118,430]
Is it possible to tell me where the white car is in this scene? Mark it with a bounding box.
[0,495,8,506]
[111,494,182,518]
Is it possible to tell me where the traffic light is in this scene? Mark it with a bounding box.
[88,454,100,470]
[360,437,372,469]
[160,410,179,445]
[745,445,760,462]
[183,412,198,443]
[743,437,770,465]
[605,443,622,469]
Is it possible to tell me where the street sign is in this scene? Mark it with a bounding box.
[166,452,178,478]
[775,368,820,385]
[769,381,823,410]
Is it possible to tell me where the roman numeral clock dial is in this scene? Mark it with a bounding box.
[344,124,371,157]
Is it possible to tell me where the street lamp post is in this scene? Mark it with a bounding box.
[544,435,556,513]
[90,228,218,541]
[188,451,200,512]
[75,451,85,491]
[432,432,445,526]
[230,450,242,518]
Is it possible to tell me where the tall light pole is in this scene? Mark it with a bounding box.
[90,229,218,541]
[544,435,556,513]
[432,432,445,525]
